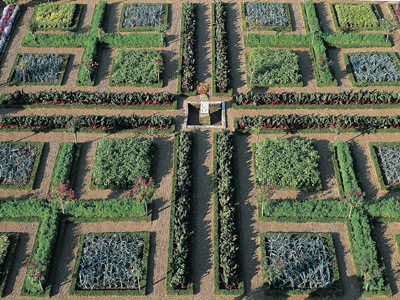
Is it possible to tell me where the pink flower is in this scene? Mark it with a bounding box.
[37,273,41,277]
[261,186,264,189]
[254,195,257,198]
[51,182,55,187]
[24,264,27,268]
[348,192,351,195]
[257,268,260,272]
[31,262,34,266]
[267,196,271,200]
[63,184,66,187]
[345,198,348,202]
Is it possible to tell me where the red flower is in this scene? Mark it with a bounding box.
[37,273,41,277]
[31,262,34,266]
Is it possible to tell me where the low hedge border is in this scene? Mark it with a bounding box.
[118,3,169,32]
[211,2,233,97]
[300,3,309,33]
[69,232,150,296]
[251,142,322,192]
[30,3,83,32]
[165,132,195,295]
[0,5,22,64]
[323,33,391,48]
[212,131,244,295]
[232,102,400,110]
[344,52,400,87]
[259,232,342,296]
[329,143,346,199]
[0,141,44,191]
[7,53,70,86]
[100,32,166,48]
[329,3,383,32]
[0,102,177,110]
[176,2,198,96]
[368,142,400,191]
[243,33,311,48]
[0,233,19,297]
[21,33,87,48]
[49,142,81,191]
[240,2,293,32]
[309,44,338,87]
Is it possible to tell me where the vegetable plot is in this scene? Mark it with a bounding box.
[254,138,321,190]
[0,142,41,187]
[331,3,381,31]
[243,2,291,31]
[31,3,80,31]
[91,137,153,190]
[77,234,145,290]
[377,145,400,185]
[121,3,167,30]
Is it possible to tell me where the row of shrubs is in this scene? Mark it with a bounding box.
[177,2,197,95]
[166,132,194,295]
[212,1,232,96]
[0,114,174,132]
[234,114,400,133]
[213,131,243,295]
[233,90,400,108]
[1,90,177,110]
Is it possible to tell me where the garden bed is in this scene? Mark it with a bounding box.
[260,232,341,296]
[119,3,168,32]
[329,3,382,32]
[0,4,21,63]
[245,48,303,88]
[109,49,164,87]
[253,137,322,191]
[241,2,292,31]
[30,2,83,32]
[90,137,154,190]
[344,52,400,87]
[69,232,150,296]
[369,142,400,191]
[7,53,69,86]
[0,141,44,190]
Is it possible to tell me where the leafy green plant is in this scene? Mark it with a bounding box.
[331,3,381,31]
[30,3,79,31]
[130,176,155,216]
[246,47,302,87]
[243,2,291,31]
[254,137,321,190]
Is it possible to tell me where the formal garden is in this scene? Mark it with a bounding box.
[3,0,400,299]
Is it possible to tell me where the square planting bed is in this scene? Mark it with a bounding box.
[7,53,69,86]
[245,48,302,88]
[119,3,168,32]
[253,137,321,191]
[241,2,292,31]
[344,52,400,87]
[329,3,382,31]
[0,233,19,297]
[184,101,226,129]
[369,142,400,190]
[69,232,150,296]
[109,49,164,87]
[90,137,154,190]
[0,141,44,190]
[260,232,341,296]
[30,2,83,32]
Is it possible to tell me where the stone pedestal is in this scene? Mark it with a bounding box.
[199,101,211,125]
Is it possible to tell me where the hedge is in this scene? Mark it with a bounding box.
[0,141,44,190]
[244,33,311,48]
[21,33,87,48]
[166,132,195,295]
[260,232,341,296]
[0,233,19,297]
[323,33,391,48]
[304,0,321,35]
[367,198,400,221]
[69,232,150,296]
[310,37,337,87]
[101,33,166,48]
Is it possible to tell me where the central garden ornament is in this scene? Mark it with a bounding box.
[197,83,211,125]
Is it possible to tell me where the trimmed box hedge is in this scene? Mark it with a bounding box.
[0,233,19,297]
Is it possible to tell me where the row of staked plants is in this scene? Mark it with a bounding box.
[233,90,400,108]
[212,1,232,96]
[177,2,197,95]
[1,90,177,110]
[166,132,194,294]
[213,131,243,295]
[0,114,174,132]
[234,114,400,133]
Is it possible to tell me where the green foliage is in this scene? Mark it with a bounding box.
[91,137,153,190]
[332,3,381,31]
[311,36,336,86]
[254,137,321,190]
[335,142,361,196]
[244,33,311,48]
[31,3,80,31]
[323,33,391,48]
[213,131,243,295]
[109,49,163,86]
[246,47,302,87]
[119,3,168,32]
[3,0,17,5]
[101,33,165,48]
[211,1,232,96]
[242,2,292,31]
[166,132,194,295]
[50,142,80,190]
[0,233,18,297]
[304,0,321,35]
[21,33,87,47]
[89,0,106,35]
[177,2,197,95]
